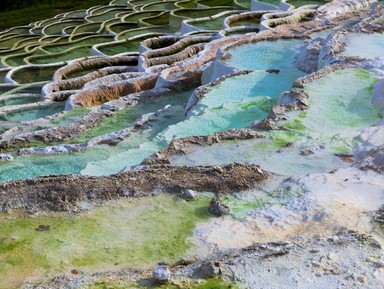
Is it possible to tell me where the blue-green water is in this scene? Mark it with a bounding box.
[225,39,304,70]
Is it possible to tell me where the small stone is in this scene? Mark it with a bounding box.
[36,225,51,231]
[357,276,367,284]
[228,260,236,265]
[326,253,337,261]
[208,197,230,216]
[213,166,224,174]
[266,69,280,74]
[300,149,315,156]
[331,268,341,275]
[153,264,170,284]
[184,189,199,200]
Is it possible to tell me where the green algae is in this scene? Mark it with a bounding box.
[86,277,239,289]
[25,46,92,65]
[286,0,330,7]
[188,16,228,31]
[66,107,141,144]
[50,107,92,125]
[282,119,306,132]
[0,194,210,289]
[68,90,192,145]
[222,193,276,219]
[240,97,275,112]
[330,146,350,154]
[271,131,301,148]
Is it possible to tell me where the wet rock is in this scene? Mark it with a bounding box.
[185,189,199,200]
[0,154,13,162]
[208,197,230,216]
[153,264,170,284]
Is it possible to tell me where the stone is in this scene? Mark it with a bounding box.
[197,261,221,278]
[153,264,170,284]
[185,189,199,200]
[294,37,325,74]
[300,148,315,156]
[36,225,51,231]
[208,197,230,216]
[0,154,13,162]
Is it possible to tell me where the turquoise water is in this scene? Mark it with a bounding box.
[0,103,65,122]
[225,39,304,70]
[160,69,303,141]
[0,90,192,181]
[170,68,381,176]
[0,94,41,106]
[286,69,380,135]
[341,33,384,59]
[0,104,180,181]
[158,40,305,142]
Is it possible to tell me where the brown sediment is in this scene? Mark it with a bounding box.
[141,35,214,69]
[0,163,268,212]
[45,66,138,101]
[142,129,264,165]
[53,55,139,81]
[68,73,159,107]
[261,8,317,30]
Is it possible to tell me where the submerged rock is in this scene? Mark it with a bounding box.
[208,197,230,216]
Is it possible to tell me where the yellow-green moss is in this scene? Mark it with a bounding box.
[0,194,210,288]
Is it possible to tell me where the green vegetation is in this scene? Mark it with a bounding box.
[67,107,141,144]
[0,0,110,29]
[222,194,276,219]
[286,0,330,7]
[282,119,306,132]
[330,146,350,154]
[87,277,239,289]
[0,194,210,289]
[271,131,301,148]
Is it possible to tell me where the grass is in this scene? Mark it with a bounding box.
[286,0,330,7]
[0,0,110,29]
[0,194,210,289]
